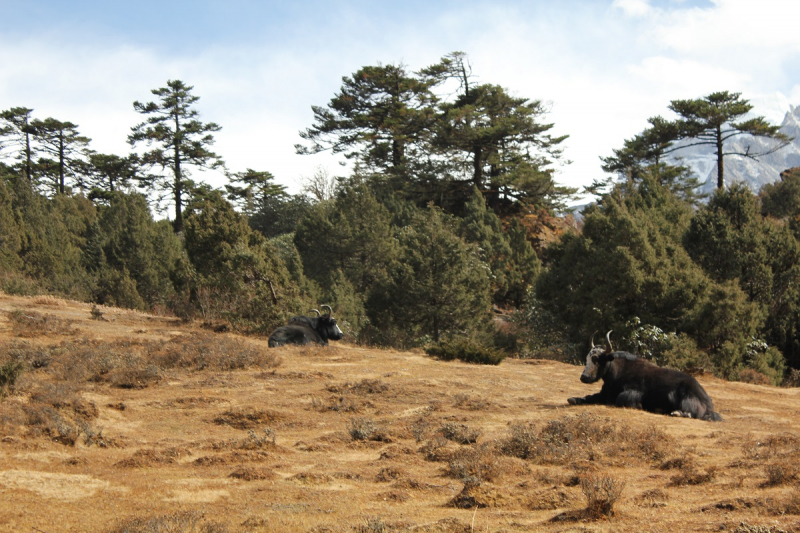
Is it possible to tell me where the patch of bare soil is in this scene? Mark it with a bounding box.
[2,292,800,533]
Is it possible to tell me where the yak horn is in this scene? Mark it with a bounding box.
[605,330,614,352]
[310,309,321,317]
[321,305,333,317]
[590,331,597,349]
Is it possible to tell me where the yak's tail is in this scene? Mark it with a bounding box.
[702,410,723,422]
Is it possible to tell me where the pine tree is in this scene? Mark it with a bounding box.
[668,91,790,189]
[0,107,35,181]
[31,117,91,194]
[381,205,491,343]
[129,80,224,233]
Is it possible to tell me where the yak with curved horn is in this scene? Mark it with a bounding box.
[268,305,343,347]
[568,330,722,421]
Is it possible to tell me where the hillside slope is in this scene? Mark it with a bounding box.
[1,293,799,533]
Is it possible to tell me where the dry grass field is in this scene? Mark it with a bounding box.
[1,293,799,533]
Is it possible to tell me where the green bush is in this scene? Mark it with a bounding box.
[0,359,25,395]
[425,338,506,365]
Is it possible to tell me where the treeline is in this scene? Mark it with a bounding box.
[1,52,799,385]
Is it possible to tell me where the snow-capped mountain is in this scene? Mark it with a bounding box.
[666,105,800,193]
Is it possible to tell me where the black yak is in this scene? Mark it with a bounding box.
[568,331,722,421]
[268,305,343,347]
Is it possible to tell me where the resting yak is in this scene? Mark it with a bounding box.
[568,331,722,421]
[268,305,343,347]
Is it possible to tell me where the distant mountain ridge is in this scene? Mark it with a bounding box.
[667,105,800,193]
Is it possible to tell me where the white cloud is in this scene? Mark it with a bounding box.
[612,0,654,18]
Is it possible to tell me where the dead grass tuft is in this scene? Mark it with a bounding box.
[327,378,389,395]
[453,393,490,411]
[229,466,275,481]
[115,446,191,468]
[447,480,507,509]
[7,309,74,337]
[348,417,390,442]
[443,443,508,483]
[212,407,285,430]
[526,486,577,510]
[106,510,228,533]
[438,422,481,445]
[635,488,669,508]
[212,428,278,451]
[669,465,717,486]
[580,473,626,518]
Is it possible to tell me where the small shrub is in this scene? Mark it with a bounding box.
[212,408,284,430]
[499,422,538,459]
[348,417,388,442]
[739,368,772,385]
[7,309,74,337]
[444,444,503,483]
[581,474,625,518]
[106,511,227,533]
[439,422,481,445]
[763,461,799,486]
[0,359,25,395]
[425,338,506,365]
[785,368,800,387]
[669,465,717,486]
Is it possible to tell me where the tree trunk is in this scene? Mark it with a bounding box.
[173,111,183,233]
[716,125,724,189]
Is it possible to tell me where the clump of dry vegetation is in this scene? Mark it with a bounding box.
[212,407,285,430]
[7,309,74,337]
[498,413,675,467]
[580,473,626,518]
[106,511,228,533]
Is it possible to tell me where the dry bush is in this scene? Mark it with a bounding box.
[147,333,281,371]
[348,417,389,442]
[763,461,800,487]
[785,368,800,387]
[115,446,191,468]
[453,393,490,411]
[580,473,626,518]
[438,422,481,445]
[375,466,406,482]
[212,408,285,430]
[499,415,676,467]
[742,433,800,461]
[447,479,508,509]
[443,443,513,483]
[32,295,65,307]
[213,428,278,451]
[669,465,717,486]
[327,378,389,395]
[108,366,162,389]
[635,488,669,508]
[739,368,773,385]
[7,309,74,337]
[420,436,452,462]
[312,395,361,413]
[106,511,228,533]
[526,486,577,510]
[229,466,275,481]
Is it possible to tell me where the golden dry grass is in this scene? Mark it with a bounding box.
[1,293,800,532]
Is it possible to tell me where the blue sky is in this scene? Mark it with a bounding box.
[2,0,799,202]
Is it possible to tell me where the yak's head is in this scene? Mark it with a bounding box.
[319,305,344,341]
[579,330,615,383]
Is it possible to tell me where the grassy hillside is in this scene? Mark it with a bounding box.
[1,293,799,533]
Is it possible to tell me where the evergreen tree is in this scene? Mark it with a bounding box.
[86,153,140,195]
[0,107,35,181]
[434,81,571,212]
[129,79,224,233]
[379,205,491,343]
[30,117,91,195]
[225,168,286,218]
[91,192,183,309]
[537,176,709,343]
[459,186,512,304]
[668,91,790,189]
[505,218,541,307]
[183,188,305,330]
[296,63,437,181]
[294,181,397,295]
